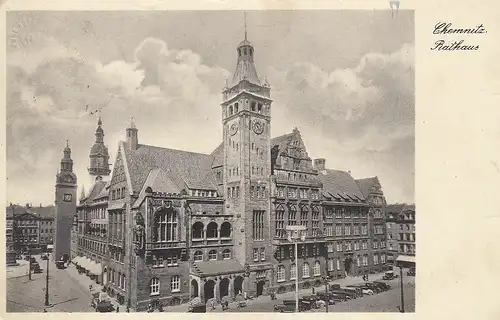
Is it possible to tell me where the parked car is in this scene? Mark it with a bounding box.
[316,292,336,305]
[364,283,383,293]
[274,303,295,313]
[342,286,362,298]
[372,281,391,291]
[407,267,416,276]
[382,271,398,280]
[187,303,207,313]
[41,254,48,260]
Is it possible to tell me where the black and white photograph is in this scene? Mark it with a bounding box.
[5,9,415,313]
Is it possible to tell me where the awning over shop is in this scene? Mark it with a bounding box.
[396,255,416,267]
[72,256,81,265]
[88,261,102,275]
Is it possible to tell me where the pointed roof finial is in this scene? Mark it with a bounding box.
[244,12,247,40]
[98,116,102,126]
[66,140,69,147]
[129,116,137,129]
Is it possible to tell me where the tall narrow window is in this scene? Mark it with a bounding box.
[288,206,297,226]
[313,261,321,276]
[275,205,285,238]
[277,265,285,282]
[300,206,308,229]
[302,262,310,278]
[290,264,297,280]
[252,211,265,240]
[312,207,320,236]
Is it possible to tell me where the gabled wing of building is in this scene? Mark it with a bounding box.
[122,142,218,196]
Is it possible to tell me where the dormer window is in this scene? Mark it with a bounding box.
[243,48,247,55]
[251,101,256,111]
[258,103,262,113]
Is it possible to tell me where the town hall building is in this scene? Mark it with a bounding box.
[68,31,389,311]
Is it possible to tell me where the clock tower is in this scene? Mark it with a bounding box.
[54,141,77,261]
[222,28,273,267]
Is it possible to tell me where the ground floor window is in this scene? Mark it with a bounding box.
[302,262,310,278]
[150,278,160,295]
[290,264,296,279]
[313,261,321,276]
[277,265,285,282]
[171,275,180,292]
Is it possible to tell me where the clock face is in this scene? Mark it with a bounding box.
[63,193,72,202]
[252,121,264,135]
[229,123,238,136]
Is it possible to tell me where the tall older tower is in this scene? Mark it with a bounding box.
[222,22,273,272]
[88,116,111,186]
[54,141,77,261]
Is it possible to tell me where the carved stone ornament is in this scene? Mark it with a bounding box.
[229,123,238,136]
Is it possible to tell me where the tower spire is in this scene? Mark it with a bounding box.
[244,12,247,40]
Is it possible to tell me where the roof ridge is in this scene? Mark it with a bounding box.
[137,143,212,157]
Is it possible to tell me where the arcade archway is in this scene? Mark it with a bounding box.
[191,279,199,298]
[256,280,266,297]
[204,280,215,302]
[234,276,244,296]
[219,278,230,299]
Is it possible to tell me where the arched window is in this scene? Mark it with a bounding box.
[234,103,239,113]
[150,278,160,295]
[313,261,321,276]
[194,251,203,262]
[290,264,297,280]
[277,265,285,282]
[154,210,177,242]
[222,249,231,260]
[220,222,232,238]
[192,222,204,239]
[302,262,310,278]
[206,222,218,238]
[208,250,217,261]
[229,105,233,116]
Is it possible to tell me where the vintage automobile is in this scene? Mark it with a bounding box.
[407,267,416,276]
[342,287,362,298]
[315,292,336,305]
[41,254,49,260]
[187,303,207,313]
[330,290,351,301]
[372,281,391,291]
[91,293,115,312]
[382,271,398,280]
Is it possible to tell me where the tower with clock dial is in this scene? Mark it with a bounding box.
[221,29,273,269]
[54,141,77,261]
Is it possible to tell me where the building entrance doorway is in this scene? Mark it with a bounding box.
[256,280,265,297]
[234,276,244,296]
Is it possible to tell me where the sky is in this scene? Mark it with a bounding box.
[6,10,415,206]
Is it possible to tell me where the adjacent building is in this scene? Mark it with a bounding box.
[71,31,391,311]
[5,204,55,254]
[385,204,416,264]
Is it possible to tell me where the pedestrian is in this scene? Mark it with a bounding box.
[43,309,47,313]
[312,287,315,295]
[89,284,93,292]
[126,305,130,313]
[158,304,163,312]
[244,292,248,300]
[211,299,216,310]
[366,273,369,281]
[116,306,119,313]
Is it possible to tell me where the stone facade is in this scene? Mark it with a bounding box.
[72,33,390,310]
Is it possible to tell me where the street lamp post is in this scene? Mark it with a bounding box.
[286,225,306,313]
[399,265,404,313]
[28,244,32,280]
[45,252,50,306]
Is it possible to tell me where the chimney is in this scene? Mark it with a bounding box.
[314,158,326,171]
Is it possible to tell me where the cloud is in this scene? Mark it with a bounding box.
[268,43,415,202]
[7,36,230,205]
[6,33,414,205]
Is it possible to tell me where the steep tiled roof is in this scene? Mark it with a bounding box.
[123,142,217,193]
[385,204,407,214]
[210,142,224,168]
[271,132,295,152]
[192,260,244,277]
[318,169,366,201]
[355,177,380,198]
[231,60,260,87]
[81,181,107,205]
[94,181,110,200]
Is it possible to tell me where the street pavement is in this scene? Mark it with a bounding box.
[7,258,415,313]
[7,254,96,312]
[164,269,415,313]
